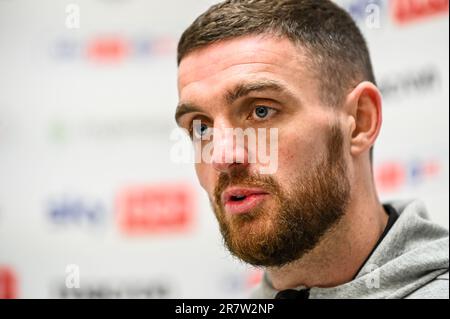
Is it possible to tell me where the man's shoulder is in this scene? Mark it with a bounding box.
[405,271,449,299]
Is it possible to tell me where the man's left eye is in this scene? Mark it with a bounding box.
[252,106,275,120]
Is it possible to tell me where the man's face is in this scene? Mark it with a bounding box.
[177,35,351,267]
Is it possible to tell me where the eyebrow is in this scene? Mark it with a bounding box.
[175,102,202,126]
[225,79,290,105]
[175,79,291,125]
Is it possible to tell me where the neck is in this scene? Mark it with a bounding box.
[267,179,388,290]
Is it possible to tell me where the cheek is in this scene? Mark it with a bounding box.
[195,163,215,194]
[275,129,327,179]
[267,107,332,176]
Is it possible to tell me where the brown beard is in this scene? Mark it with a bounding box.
[210,122,351,267]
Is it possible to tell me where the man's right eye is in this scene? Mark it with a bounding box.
[192,122,210,138]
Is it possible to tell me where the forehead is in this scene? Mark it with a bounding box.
[177,35,312,97]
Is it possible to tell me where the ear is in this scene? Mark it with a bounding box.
[344,81,382,158]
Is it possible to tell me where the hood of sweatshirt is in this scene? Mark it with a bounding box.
[250,199,449,299]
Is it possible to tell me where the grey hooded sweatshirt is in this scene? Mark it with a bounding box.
[250,199,449,299]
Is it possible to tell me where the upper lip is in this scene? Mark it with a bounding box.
[221,187,269,204]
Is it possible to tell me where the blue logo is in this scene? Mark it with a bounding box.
[48,196,106,226]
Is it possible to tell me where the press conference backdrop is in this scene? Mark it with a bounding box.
[0,0,448,299]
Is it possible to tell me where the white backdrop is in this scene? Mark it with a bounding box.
[0,0,448,298]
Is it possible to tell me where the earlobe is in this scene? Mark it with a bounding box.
[348,81,382,158]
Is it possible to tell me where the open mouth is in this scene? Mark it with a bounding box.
[222,188,269,215]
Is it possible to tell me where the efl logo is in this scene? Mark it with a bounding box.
[117,184,195,234]
[0,267,18,299]
[392,0,449,24]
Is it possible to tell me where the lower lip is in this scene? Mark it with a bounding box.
[224,194,269,215]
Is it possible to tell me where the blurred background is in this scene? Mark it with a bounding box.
[0,0,448,298]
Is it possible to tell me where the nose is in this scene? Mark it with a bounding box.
[211,122,249,173]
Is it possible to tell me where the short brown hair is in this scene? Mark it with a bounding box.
[178,0,376,160]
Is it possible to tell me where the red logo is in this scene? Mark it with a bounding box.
[376,161,406,191]
[87,37,129,62]
[392,0,449,24]
[245,269,264,289]
[117,184,196,234]
[0,267,18,299]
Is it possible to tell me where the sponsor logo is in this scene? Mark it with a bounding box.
[375,158,442,193]
[378,66,441,102]
[392,0,449,24]
[48,196,106,227]
[0,267,18,299]
[87,37,129,63]
[54,279,172,298]
[52,35,177,63]
[117,184,196,235]
[48,117,172,145]
[46,184,195,235]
